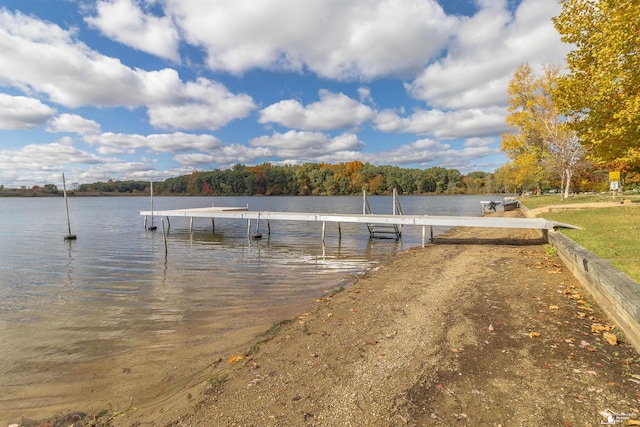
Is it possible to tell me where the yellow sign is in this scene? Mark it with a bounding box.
[609,171,620,181]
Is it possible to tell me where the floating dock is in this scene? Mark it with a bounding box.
[140,205,575,247]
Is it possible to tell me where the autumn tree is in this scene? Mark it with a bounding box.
[552,0,640,171]
[501,64,585,198]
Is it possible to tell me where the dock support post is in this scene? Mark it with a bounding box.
[161,219,168,256]
[422,226,426,248]
[338,222,342,239]
[211,218,215,232]
[267,220,271,236]
[430,226,434,242]
[247,219,251,237]
[144,216,147,229]
[393,188,397,215]
[189,217,193,233]
[166,216,170,230]
[252,214,263,239]
[322,221,326,243]
[362,189,366,214]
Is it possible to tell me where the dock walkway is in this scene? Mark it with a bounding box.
[140,206,575,246]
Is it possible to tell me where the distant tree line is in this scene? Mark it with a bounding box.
[3,161,615,198]
[77,162,497,196]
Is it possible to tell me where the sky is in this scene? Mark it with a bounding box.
[0,0,570,188]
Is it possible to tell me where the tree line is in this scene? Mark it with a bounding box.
[71,161,612,197]
[77,162,475,196]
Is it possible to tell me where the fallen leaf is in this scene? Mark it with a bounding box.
[488,324,495,331]
[529,332,541,338]
[603,332,618,346]
[592,323,616,333]
[228,355,244,365]
[549,305,559,310]
[624,420,640,426]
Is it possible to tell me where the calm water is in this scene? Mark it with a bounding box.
[0,194,488,422]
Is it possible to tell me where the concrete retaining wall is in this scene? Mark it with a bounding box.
[547,230,640,352]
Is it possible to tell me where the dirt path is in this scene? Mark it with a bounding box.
[31,210,640,426]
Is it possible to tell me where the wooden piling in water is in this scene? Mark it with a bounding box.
[62,173,76,240]
[161,219,167,256]
[147,180,157,231]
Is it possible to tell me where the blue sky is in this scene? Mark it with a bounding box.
[0,0,569,188]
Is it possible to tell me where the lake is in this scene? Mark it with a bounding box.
[0,194,489,423]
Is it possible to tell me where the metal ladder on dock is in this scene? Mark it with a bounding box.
[363,188,403,239]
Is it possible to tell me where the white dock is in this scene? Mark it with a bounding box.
[140,205,575,247]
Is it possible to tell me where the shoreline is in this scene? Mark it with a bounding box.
[14,210,640,426]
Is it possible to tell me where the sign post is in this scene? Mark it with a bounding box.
[609,171,620,199]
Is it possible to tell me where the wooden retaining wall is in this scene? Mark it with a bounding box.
[547,230,640,353]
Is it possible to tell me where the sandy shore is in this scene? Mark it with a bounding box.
[27,210,640,427]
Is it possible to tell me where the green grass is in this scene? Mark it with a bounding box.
[531,205,640,282]
[519,193,640,209]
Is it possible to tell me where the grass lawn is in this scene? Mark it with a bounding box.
[522,201,640,282]
[519,193,640,209]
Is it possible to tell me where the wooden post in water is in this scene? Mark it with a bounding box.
[252,213,262,239]
[147,180,157,230]
[62,173,76,240]
[161,219,168,256]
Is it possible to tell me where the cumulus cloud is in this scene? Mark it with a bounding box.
[250,131,365,158]
[0,9,254,129]
[83,132,222,155]
[46,113,101,135]
[85,0,181,61]
[406,0,569,109]
[374,106,507,138]
[173,145,274,166]
[165,0,457,79]
[0,93,56,129]
[0,142,105,174]
[148,78,256,130]
[259,90,375,131]
[369,136,501,167]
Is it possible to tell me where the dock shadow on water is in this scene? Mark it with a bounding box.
[0,195,490,425]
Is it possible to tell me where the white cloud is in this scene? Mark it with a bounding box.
[367,136,501,167]
[259,90,375,131]
[46,113,101,135]
[148,78,256,130]
[83,132,222,154]
[358,87,374,105]
[406,0,569,109]
[85,0,180,62]
[250,130,365,158]
[75,161,157,183]
[0,142,105,175]
[166,0,458,79]
[0,93,56,129]
[0,10,254,130]
[173,145,274,166]
[375,106,507,138]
